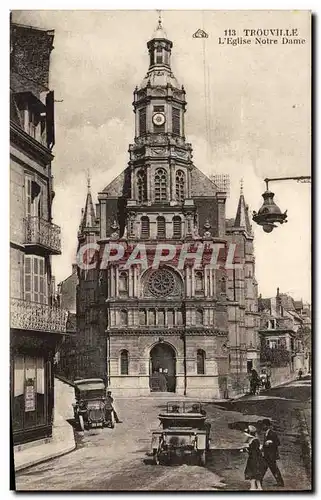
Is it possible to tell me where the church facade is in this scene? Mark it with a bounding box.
[72,22,260,398]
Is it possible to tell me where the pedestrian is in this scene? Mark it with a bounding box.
[163,368,169,391]
[106,390,122,423]
[261,418,284,487]
[260,369,267,391]
[298,369,303,380]
[250,369,260,395]
[241,425,264,490]
[159,369,167,392]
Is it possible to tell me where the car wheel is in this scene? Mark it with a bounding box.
[78,415,85,432]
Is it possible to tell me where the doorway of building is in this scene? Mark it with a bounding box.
[149,343,176,392]
[247,360,253,373]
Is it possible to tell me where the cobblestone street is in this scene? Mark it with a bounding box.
[15,378,311,491]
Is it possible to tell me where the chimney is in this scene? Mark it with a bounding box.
[277,287,280,297]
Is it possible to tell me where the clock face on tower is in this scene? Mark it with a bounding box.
[152,112,166,126]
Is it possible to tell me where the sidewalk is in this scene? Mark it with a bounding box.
[14,378,76,472]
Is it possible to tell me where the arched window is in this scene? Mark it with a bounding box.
[120,309,128,326]
[175,170,185,202]
[141,216,150,239]
[197,349,205,375]
[139,309,146,326]
[119,272,128,294]
[155,168,167,202]
[157,216,166,238]
[195,271,204,294]
[137,169,147,203]
[120,350,129,375]
[196,309,203,326]
[173,216,182,239]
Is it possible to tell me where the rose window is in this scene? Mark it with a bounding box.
[147,269,176,297]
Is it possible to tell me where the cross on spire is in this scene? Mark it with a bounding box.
[240,178,244,195]
[157,9,162,29]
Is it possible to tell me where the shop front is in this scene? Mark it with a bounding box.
[10,331,60,446]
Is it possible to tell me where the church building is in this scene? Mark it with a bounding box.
[66,20,260,398]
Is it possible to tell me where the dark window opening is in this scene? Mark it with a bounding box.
[139,108,146,135]
[197,349,205,374]
[172,107,180,135]
[120,350,129,375]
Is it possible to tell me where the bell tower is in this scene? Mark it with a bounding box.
[127,17,195,238]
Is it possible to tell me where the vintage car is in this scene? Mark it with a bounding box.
[72,378,114,431]
[151,402,211,466]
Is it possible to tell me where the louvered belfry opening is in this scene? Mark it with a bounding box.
[141,216,150,239]
[157,216,166,238]
[173,215,182,239]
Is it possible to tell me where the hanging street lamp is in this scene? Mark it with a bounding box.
[252,176,311,233]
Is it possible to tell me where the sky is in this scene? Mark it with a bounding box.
[12,9,311,302]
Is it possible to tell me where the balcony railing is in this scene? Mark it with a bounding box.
[24,216,61,254]
[11,298,71,334]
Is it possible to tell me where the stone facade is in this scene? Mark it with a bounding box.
[10,21,71,446]
[63,21,260,398]
[258,289,311,378]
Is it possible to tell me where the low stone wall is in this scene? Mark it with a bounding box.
[270,365,293,387]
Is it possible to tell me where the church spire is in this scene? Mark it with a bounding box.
[80,172,96,230]
[151,9,169,40]
[233,179,252,233]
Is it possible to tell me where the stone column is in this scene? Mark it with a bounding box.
[128,265,133,298]
[187,167,191,198]
[170,161,175,202]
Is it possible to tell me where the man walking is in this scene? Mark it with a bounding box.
[106,390,122,423]
[261,418,284,487]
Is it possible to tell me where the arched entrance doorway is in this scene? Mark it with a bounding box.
[149,343,176,392]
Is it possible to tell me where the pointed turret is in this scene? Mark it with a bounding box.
[79,173,96,231]
[233,179,252,233]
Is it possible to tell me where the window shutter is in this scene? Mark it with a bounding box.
[24,256,32,301]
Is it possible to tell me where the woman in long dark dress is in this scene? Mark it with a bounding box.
[242,425,264,490]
